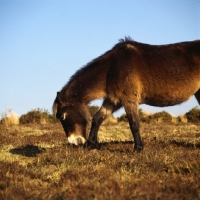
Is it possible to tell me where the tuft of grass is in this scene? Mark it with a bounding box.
[177,114,188,123]
[0,109,19,126]
[102,115,118,125]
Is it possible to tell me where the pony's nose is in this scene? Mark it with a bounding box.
[68,134,86,145]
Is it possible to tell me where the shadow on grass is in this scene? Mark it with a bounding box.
[73,140,200,152]
[10,145,46,157]
[169,140,200,149]
[66,141,133,148]
[74,141,135,153]
[99,141,133,147]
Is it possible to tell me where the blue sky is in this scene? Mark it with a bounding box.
[0,0,200,118]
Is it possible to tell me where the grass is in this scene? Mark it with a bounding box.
[0,122,200,199]
[0,110,19,125]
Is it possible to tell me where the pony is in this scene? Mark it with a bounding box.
[53,37,200,151]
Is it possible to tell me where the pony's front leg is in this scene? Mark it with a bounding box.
[124,102,144,151]
[84,111,104,150]
[84,98,122,150]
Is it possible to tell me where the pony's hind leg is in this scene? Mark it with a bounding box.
[84,98,122,150]
[194,89,200,105]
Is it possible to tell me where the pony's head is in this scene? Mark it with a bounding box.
[53,92,90,145]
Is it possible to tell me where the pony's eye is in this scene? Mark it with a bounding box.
[60,113,67,121]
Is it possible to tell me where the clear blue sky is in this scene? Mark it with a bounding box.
[0,0,200,118]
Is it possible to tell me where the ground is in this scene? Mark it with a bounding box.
[0,122,200,199]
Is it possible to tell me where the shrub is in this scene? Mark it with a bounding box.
[118,110,174,123]
[103,116,118,125]
[176,115,188,123]
[0,109,19,125]
[118,114,128,122]
[185,107,200,123]
[118,109,150,123]
[88,105,99,117]
[150,111,173,123]
[139,109,151,123]
[19,108,56,124]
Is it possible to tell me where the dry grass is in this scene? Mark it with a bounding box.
[0,122,200,199]
[178,115,188,123]
[0,109,19,125]
[102,115,118,125]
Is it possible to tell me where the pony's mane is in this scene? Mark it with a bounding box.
[61,36,134,93]
[115,36,134,47]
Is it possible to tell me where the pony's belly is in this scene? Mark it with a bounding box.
[142,82,199,107]
[143,95,191,107]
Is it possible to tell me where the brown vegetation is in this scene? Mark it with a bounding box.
[118,107,200,124]
[0,122,200,199]
[19,108,56,124]
[0,109,19,126]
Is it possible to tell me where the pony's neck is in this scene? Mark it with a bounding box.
[61,56,110,104]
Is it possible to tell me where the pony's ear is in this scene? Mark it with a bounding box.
[56,92,64,105]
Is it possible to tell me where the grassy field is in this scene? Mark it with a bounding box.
[0,122,200,200]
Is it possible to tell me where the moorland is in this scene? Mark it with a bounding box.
[0,122,200,199]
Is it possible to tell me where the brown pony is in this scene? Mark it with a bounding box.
[53,37,200,151]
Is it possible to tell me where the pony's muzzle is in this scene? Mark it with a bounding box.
[68,134,86,145]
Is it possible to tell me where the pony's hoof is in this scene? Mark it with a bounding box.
[134,145,144,152]
[83,140,100,150]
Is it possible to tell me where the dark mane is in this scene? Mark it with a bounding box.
[113,36,134,48]
[118,36,133,44]
[61,53,109,94]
